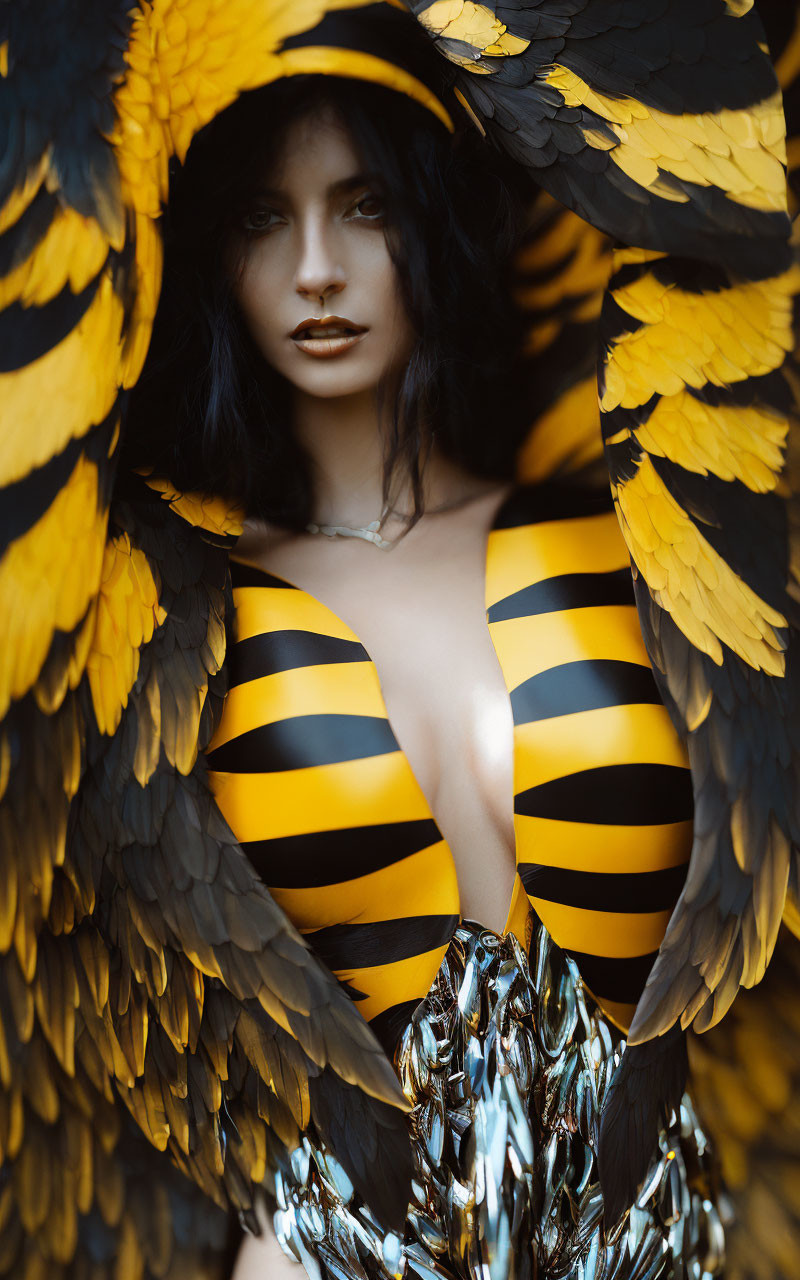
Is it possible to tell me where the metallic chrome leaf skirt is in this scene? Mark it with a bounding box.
[273,919,725,1279]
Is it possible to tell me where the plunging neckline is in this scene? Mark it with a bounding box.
[230,483,522,938]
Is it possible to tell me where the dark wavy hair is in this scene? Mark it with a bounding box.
[121,75,530,528]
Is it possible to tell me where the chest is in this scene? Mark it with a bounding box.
[296,521,515,855]
[206,486,694,1028]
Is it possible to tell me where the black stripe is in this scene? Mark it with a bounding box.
[566,950,658,1004]
[519,863,687,913]
[515,764,694,825]
[0,273,102,372]
[244,818,443,887]
[307,915,459,971]
[651,453,789,616]
[488,567,633,623]
[206,712,399,773]
[369,998,422,1055]
[231,560,296,590]
[491,483,613,531]
[229,631,369,684]
[0,406,118,556]
[0,185,59,276]
[510,659,660,726]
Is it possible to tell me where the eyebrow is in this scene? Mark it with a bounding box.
[251,172,377,200]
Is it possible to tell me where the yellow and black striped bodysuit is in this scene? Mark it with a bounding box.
[206,482,722,1278]
[206,483,693,1043]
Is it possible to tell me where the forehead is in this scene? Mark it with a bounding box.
[263,104,362,194]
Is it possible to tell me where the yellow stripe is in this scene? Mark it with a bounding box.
[0,456,107,718]
[269,841,458,930]
[209,752,430,842]
[485,512,629,607]
[602,268,798,414]
[515,815,692,875]
[628,390,787,493]
[529,899,673,958]
[514,702,690,795]
[515,377,603,484]
[614,455,786,674]
[332,945,450,1022]
[544,67,787,214]
[503,873,533,950]
[274,46,454,132]
[590,996,637,1033]
[488,606,650,691]
[233,587,359,644]
[0,274,122,487]
[0,206,110,308]
[208,662,382,749]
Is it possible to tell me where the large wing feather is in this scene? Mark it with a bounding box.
[412,0,800,1047]
[595,12,800,1043]
[405,0,790,273]
[0,4,423,1272]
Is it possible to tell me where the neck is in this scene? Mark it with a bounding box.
[291,386,492,528]
[293,386,389,526]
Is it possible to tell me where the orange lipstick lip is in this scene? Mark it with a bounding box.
[290,315,368,358]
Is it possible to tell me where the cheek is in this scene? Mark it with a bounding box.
[364,247,412,346]
[235,250,285,347]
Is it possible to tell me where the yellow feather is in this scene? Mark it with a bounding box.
[0,456,107,719]
[86,534,166,737]
[0,208,111,309]
[545,66,787,215]
[0,153,49,236]
[614,456,786,672]
[417,1,529,56]
[615,391,788,493]
[0,273,123,487]
[120,212,164,390]
[775,14,800,91]
[517,377,602,481]
[142,473,244,534]
[602,267,800,413]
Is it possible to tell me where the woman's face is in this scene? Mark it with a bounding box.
[232,105,415,400]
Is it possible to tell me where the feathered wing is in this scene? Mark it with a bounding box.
[660,9,800,1270]
[0,3,419,1274]
[406,0,790,272]
[689,922,800,1280]
[3,0,800,1268]
[601,0,800,1047]
[513,193,611,486]
[77,474,412,1221]
[407,0,800,1037]
[400,0,800,1218]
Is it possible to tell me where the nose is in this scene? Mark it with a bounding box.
[294,215,346,309]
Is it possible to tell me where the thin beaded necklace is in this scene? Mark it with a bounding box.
[304,488,489,551]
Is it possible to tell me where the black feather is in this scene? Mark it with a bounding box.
[598,1023,688,1226]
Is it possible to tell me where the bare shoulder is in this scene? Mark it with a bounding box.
[236,518,299,564]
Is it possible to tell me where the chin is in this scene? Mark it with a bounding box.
[282,358,391,401]
[291,375,378,400]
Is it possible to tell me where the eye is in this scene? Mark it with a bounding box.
[241,206,283,234]
[348,192,386,223]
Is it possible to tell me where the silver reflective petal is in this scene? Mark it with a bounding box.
[270,919,725,1279]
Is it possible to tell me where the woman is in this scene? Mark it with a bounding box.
[120,53,719,1276]
[2,3,797,1279]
